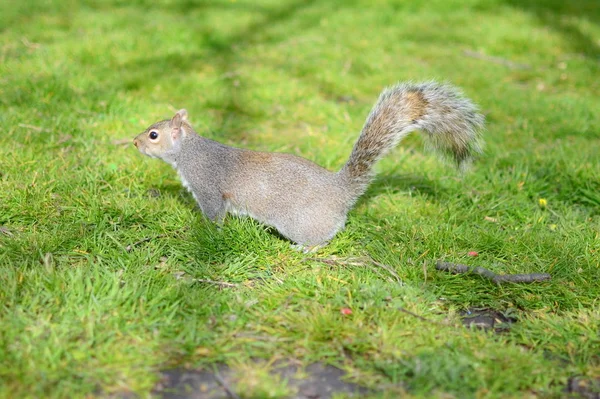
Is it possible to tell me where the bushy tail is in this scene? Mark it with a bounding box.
[339,81,484,198]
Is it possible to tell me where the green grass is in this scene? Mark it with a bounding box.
[1,0,599,397]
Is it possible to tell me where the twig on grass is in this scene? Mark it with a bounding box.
[214,372,240,399]
[436,261,551,284]
[305,256,402,284]
[126,227,191,252]
[397,307,440,325]
[125,234,168,252]
[369,259,402,284]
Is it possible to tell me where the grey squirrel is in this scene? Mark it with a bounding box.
[133,82,484,247]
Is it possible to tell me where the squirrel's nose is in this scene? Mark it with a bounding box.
[133,138,139,148]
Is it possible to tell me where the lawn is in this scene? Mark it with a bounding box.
[1,0,599,398]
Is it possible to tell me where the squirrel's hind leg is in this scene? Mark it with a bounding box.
[284,212,346,250]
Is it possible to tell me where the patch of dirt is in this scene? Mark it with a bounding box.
[280,363,370,398]
[460,308,517,333]
[151,362,369,399]
[566,377,600,399]
[152,367,228,399]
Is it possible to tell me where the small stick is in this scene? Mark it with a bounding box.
[125,234,168,252]
[214,372,240,399]
[397,307,439,325]
[492,273,552,283]
[370,259,402,284]
[436,261,551,284]
[306,256,402,283]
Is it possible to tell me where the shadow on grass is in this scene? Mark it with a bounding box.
[118,0,329,141]
[504,0,600,60]
[362,172,446,203]
[5,0,358,143]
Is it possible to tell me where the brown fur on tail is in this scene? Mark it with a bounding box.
[340,82,484,199]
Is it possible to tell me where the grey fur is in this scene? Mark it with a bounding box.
[133,82,484,246]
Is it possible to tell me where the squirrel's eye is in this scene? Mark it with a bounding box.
[149,131,159,140]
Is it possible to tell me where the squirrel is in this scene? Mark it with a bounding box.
[133,82,484,248]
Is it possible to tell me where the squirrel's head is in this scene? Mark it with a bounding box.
[133,109,189,164]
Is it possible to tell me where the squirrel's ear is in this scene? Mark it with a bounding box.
[170,111,185,142]
[177,109,188,121]
[170,112,183,129]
